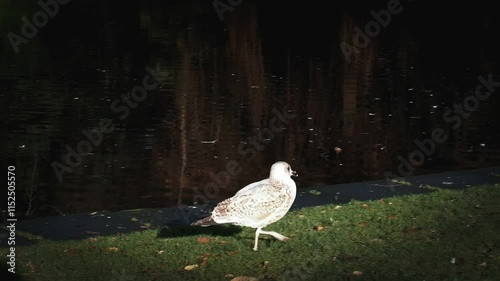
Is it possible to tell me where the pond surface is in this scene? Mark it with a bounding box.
[1,0,499,218]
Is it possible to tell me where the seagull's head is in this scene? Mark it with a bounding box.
[270,161,298,179]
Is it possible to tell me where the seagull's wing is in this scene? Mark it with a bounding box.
[234,179,270,196]
[212,180,283,225]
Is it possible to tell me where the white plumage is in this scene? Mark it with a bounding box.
[191,161,298,251]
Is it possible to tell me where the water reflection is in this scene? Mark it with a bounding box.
[1,0,499,218]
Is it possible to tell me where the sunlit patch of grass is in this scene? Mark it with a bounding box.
[2,185,500,281]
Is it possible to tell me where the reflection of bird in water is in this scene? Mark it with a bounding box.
[191,161,298,251]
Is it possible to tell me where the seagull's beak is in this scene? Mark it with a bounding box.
[291,170,298,177]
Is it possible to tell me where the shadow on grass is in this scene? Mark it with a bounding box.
[157,224,242,239]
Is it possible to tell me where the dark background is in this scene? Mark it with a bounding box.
[1,0,499,218]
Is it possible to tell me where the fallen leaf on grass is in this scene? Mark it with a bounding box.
[361,203,369,208]
[231,276,258,281]
[357,222,368,227]
[406,227,422,233]
[352,271,363,276]
[228,251,238,255]
[334,205,342,210]
[450,257,464,265]
[184,264,198,271]
[157,250,165,255]
[107,247,119,252]
[63,248,77,256]
[313,225,325,231]
[387,215,397,219]
[200,257,208,268]
[26,261,37,272]
[262,261,269,271]
[197,237,210,244]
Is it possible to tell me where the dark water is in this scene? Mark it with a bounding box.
[1,0,499,218]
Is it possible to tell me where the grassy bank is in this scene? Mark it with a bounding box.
[2,185,500,281]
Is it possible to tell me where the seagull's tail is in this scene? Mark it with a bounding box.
[190,215,218,226]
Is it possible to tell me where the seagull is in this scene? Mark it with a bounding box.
[191,161,298,251]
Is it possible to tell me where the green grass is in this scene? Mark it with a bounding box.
[3,185,500,281]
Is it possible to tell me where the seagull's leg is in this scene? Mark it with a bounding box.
[253,227,262,251]
[260,230,290,241]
